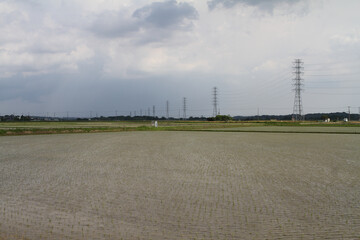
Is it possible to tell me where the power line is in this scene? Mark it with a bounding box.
[306,86,360,89]
[304,73,360,77]
[305,92,360,96]
[306,79,359,84]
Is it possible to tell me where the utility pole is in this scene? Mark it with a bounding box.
[292,59,304,121]
[348,106,351,122]
[166,100,169,119]
[153,105,155,118]
[115,110,118,116]
[140,109,142,116]
[148,107,150,116]
[183,97,187,120]
[213,87,218,117]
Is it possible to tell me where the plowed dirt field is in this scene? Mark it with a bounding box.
[1,131,359,239]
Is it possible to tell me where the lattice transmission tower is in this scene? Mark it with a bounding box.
[183,97,187,120]
[292,59,304,121]
[166,100,169,119]
[213,87,218,117]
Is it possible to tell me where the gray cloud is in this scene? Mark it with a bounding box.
[90,11,139,38]
[133,0,198,29]
[208,0,302,12]
[91,0,198,40]
[0,74,60,102]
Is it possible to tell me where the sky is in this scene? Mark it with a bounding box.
[0,0,359,118]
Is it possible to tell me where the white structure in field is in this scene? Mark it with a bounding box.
[151,121,158,127]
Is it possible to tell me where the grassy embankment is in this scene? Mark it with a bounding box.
[0,121,241,136]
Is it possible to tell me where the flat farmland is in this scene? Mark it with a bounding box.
[0,131,359,239]
[209,126,360,134]
[0,121,247,135]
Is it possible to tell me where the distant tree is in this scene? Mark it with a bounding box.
[321,114,329,121]
[207,115,233,121]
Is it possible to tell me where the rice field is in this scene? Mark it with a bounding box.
[0,131,359,239]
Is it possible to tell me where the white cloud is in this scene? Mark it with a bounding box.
[253,60,285,72]
[207,0,307,15]
[331,34,360,45]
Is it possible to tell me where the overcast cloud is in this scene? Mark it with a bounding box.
[207,0,303,12]
[0,0,359,117]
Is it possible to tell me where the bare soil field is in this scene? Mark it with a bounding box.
[0,131,359,239]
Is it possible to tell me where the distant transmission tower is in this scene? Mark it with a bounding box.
[292,59,304,121]
[166,100,169,119]
[183,97,187,120]
[213,87,218,117]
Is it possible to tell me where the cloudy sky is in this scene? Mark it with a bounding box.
[0,0,359,117]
